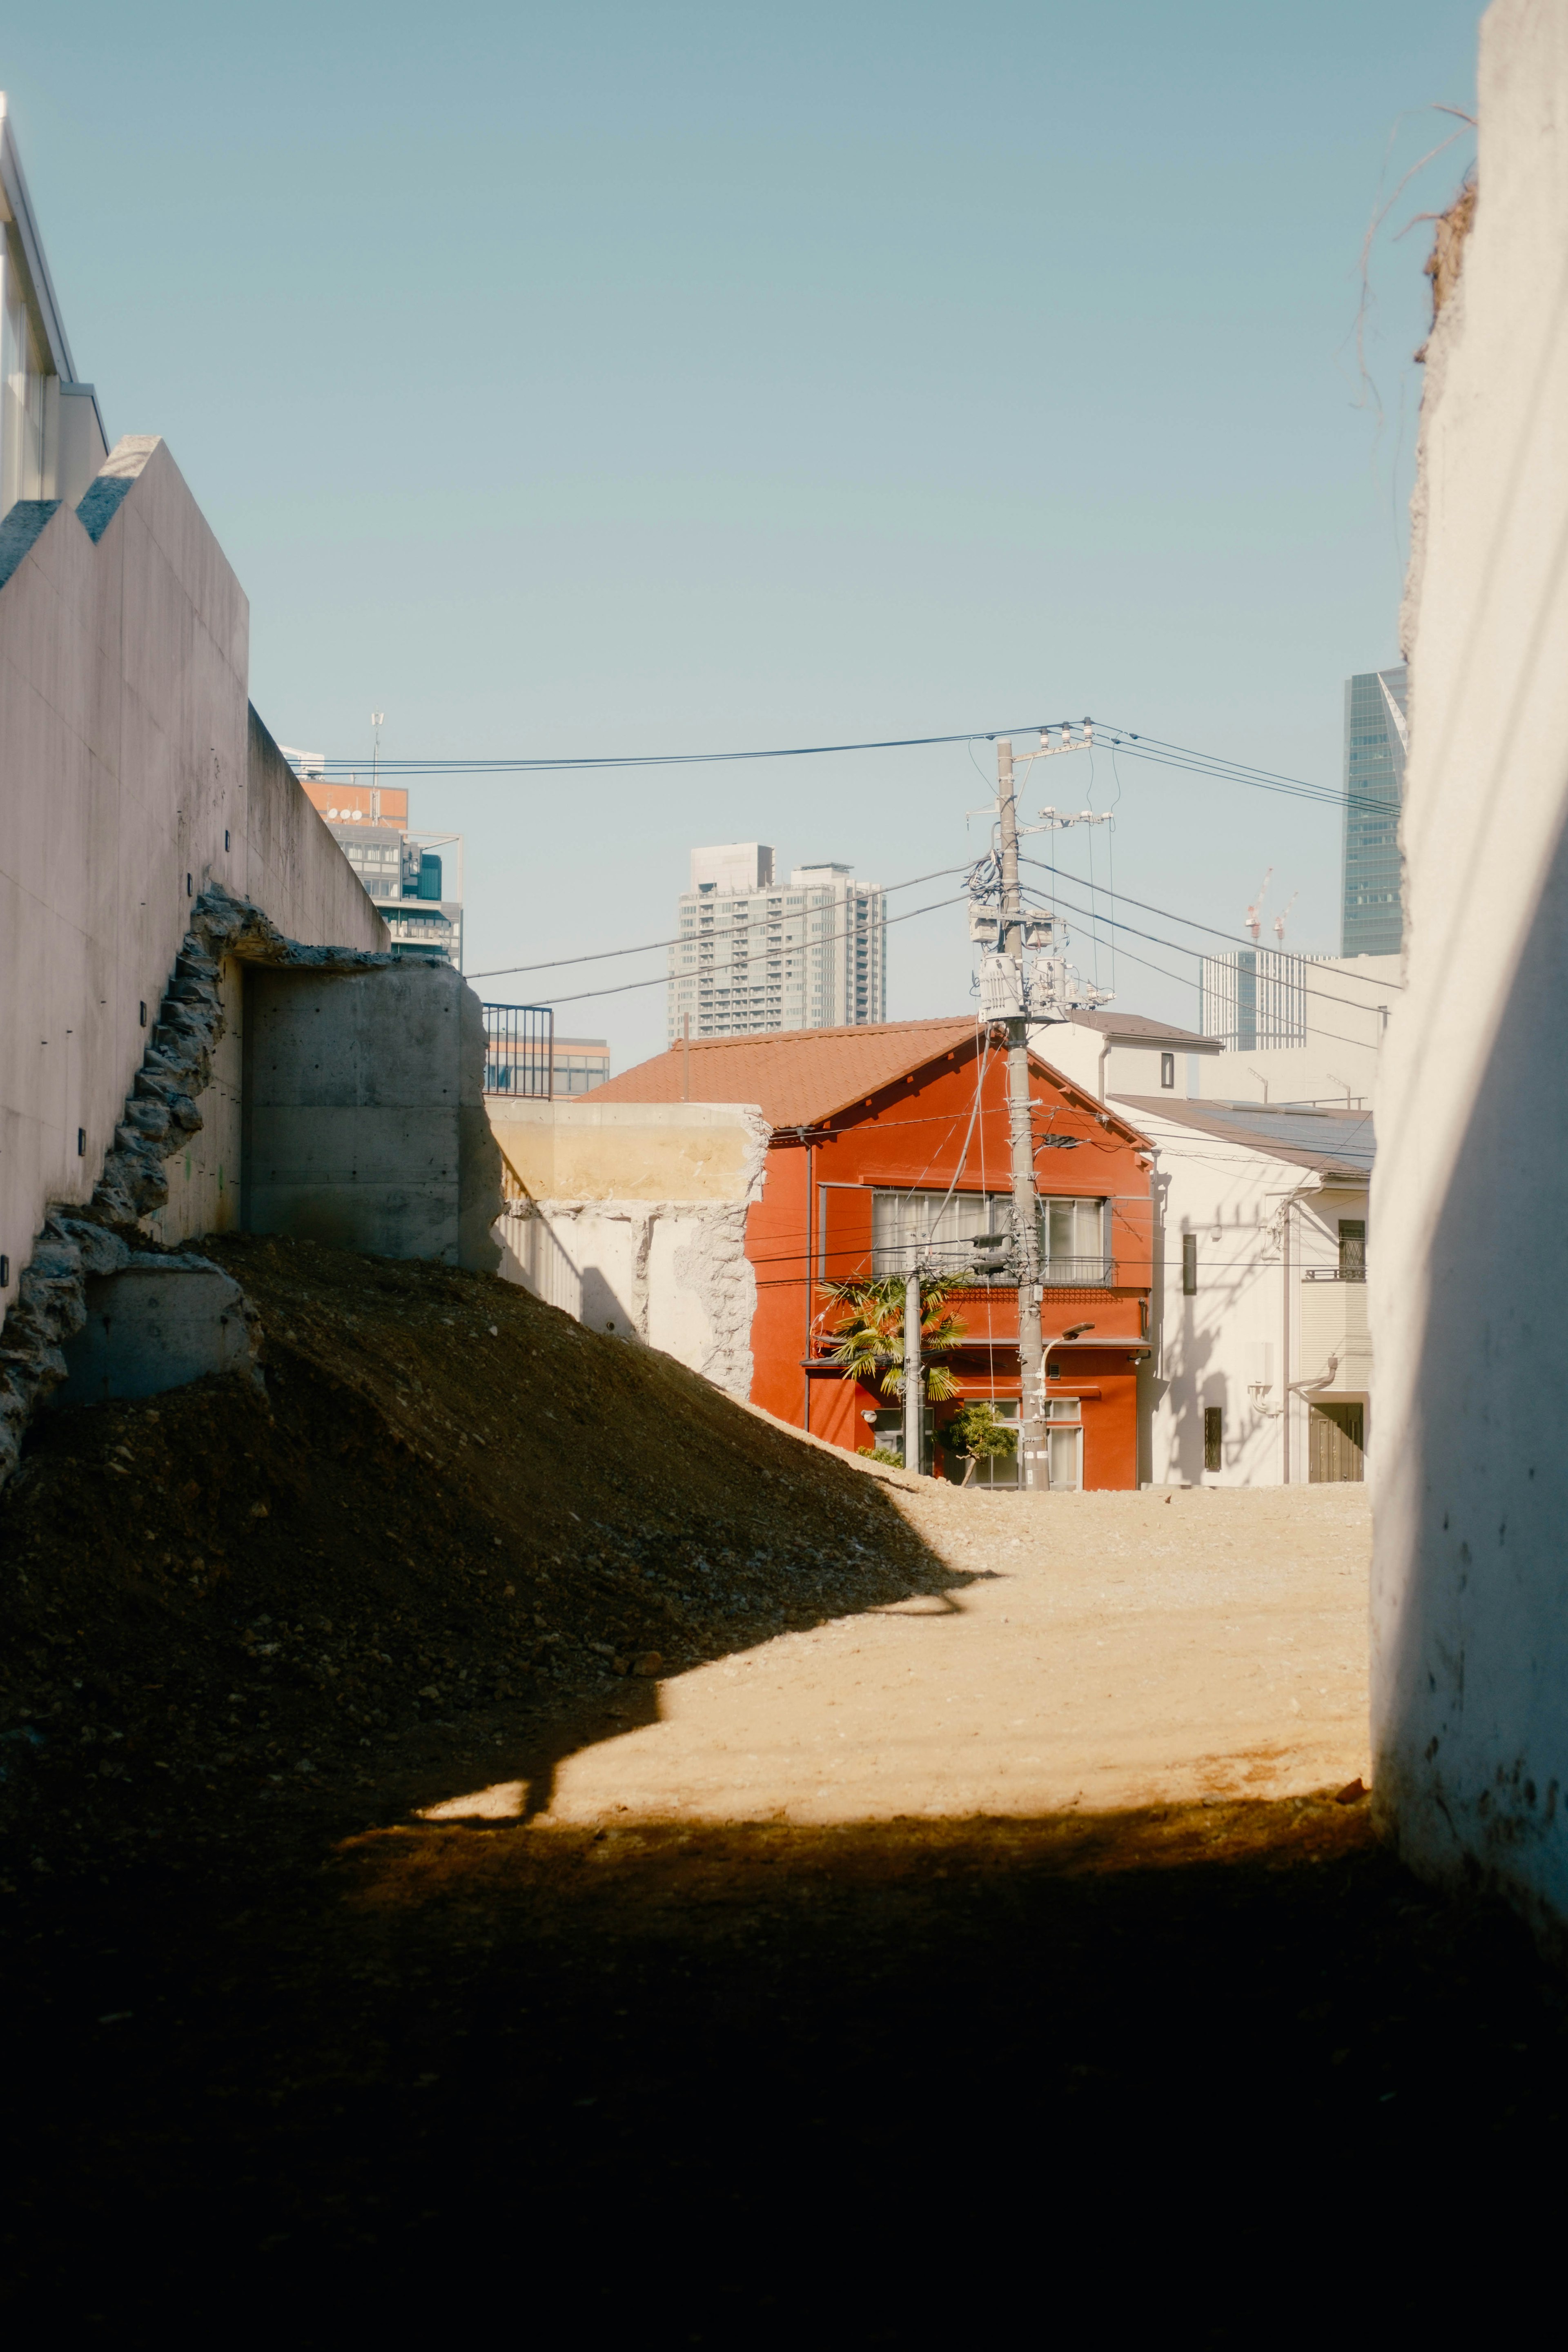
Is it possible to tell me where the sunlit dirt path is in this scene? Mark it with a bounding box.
[425,1485,1372,1826]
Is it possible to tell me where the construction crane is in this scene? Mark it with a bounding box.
[1245,867,1273,943]
[1272,888,1299,946]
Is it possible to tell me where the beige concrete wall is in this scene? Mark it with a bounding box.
[489,1097,768,1203]
[490,1097,769,1397]
[1372,0,1568,1944]
[0,436,386,1314]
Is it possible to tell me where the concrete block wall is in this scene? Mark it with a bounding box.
[0,436,387,1314]
[1372,0,1568,1945]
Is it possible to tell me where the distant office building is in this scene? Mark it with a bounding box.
[482,1024,608,1099]
[667,843,886,1040]
[281,756,465,966]
[539,1036,610,1096]
[1342,666,1407,956]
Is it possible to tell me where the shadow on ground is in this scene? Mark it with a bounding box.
[4,1791,1565,2329]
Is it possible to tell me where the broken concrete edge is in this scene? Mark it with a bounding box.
[0,883,389,1486]
[53,1256,262,1414]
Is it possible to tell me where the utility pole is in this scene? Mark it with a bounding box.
[903,1242,923,1476]
[995,740,1049,1490]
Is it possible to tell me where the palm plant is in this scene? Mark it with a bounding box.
[818,1274,966,1403]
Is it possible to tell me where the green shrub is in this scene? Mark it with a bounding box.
[938,1403,1017,1462]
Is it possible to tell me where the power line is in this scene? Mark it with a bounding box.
[1020,884,1385,1056]
[1090,722,1401,817]
[318,718,1071,778]
[1025,852,1405,987]
[313,713,1399,815]
[1020,857,1405,1010]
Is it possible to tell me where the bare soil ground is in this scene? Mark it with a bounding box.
[1,1243,1563,2329]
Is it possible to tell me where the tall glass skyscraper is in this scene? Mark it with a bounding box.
[1341,665,1407,956]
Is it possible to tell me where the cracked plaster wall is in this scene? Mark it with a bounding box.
[492,1100,768,1399]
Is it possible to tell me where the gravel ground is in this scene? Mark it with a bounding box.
[422,1483,1372,1827]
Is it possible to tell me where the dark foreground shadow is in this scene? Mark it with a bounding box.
[4,1794,1565,2329]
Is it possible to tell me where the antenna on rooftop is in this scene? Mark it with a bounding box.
[370,710,385,824]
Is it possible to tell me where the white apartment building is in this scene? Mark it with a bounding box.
[1113,1095,1375,1488]
[667,844,886,1041]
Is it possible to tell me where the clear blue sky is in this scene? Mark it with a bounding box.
[4,1,1479,1068]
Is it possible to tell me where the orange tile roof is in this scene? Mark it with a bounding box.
[592,1017,984,1127]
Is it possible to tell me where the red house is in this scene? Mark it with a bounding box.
[591,1018,1155,1489]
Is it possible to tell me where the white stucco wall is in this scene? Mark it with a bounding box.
[0,437,386,1318]
[1031,1021,1220,1105]
[1130,1103,1370,1488]
[490,1098,770,1398]
[1196,958,1398,1110]
[1372,0,1568,1941]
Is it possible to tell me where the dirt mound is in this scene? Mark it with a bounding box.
[0,1235,949,1879]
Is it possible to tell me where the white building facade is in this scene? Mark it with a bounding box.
[667,844,886,1041]
[1196,949,1398,1108]
[0,98,108,524]
[1371,0,1568,1942]
[1114,1098,1374,1488]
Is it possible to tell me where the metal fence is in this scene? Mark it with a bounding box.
[481,1002,555,1098]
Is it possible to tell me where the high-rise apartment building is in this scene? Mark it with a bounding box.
[667,844,886,1041]
[1342,665,1407,956]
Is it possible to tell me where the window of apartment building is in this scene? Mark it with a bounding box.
[1203,1406,1223,1471]
[1182,1233,1198,1294]
[1160,1052,1175,1089]
[1338,1219,1366,1283]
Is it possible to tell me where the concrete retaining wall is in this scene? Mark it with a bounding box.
[245,959,501,1271]
[1372,0,1568,1946]
[0,436,387,1320]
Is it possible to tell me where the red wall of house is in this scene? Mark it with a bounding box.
[743,1036,1152,1490]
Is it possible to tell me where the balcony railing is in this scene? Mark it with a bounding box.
[1040,1256,1115,1287]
